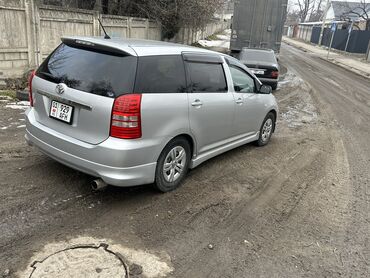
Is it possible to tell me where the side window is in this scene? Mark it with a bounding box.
[229,66,256,93]
[186,62,227,93]
[135,55,186,93]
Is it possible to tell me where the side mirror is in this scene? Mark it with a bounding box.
[259,84,272,94]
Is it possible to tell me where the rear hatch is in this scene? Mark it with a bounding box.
[33,39,137,144]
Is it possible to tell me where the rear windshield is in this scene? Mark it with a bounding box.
[36,43,137,97]
[240,50,277,64]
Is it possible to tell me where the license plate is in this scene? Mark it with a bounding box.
[50,100,73,124]
[251,69,265,75]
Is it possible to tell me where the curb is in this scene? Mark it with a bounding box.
[318,57,370,80]
[283,40,370,80]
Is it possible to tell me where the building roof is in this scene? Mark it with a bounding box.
[330,1,370,21]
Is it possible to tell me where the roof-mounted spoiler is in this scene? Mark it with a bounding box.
[61,38,134,57]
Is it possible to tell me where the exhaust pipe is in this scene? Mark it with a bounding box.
[91,179,108,191]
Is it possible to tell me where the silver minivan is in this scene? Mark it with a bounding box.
[25,37,278,192]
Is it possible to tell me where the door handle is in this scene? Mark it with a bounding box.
[191,99,203,107]
[235,98,244,104]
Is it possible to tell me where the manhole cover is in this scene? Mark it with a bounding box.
[29,243,128,277]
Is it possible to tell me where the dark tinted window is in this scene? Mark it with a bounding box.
[240,49,277,64]
[37,43,137,97]
[187,62,227,93]
[135,55,186,93]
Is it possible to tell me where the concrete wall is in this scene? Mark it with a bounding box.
[172,20,230,45]
[0,0,162,79]
[0,0,228,79]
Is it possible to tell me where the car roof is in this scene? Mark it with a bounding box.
[62,36,222,57]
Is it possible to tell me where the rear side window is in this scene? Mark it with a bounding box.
[36,43,137,97]
[186,62,227,93]
[135,55,186,93]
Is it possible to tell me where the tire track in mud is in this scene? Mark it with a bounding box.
[278,44,367,277]
[126,66,352,277]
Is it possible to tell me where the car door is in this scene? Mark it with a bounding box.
[184,53,235,155]
[226,63,267,136]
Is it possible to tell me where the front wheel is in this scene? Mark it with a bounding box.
[154,137,191,192]
[256,112,275,147]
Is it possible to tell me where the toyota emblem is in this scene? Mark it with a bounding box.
[55,83,66,95]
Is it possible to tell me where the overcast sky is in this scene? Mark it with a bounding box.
[289,0,370,5]
[288,0,370,11]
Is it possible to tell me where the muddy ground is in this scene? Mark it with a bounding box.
[0,43,369,277]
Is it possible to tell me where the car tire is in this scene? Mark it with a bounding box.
[271,83,278,90]
[256,112,275,147]
[154,137,191,193]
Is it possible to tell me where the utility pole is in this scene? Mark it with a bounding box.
[319,0,331,46]
[327,22,336,59]
[344,21,353,54]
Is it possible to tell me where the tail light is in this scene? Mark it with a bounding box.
[28,70,36,107]
[271,71,279,79]
[110,94,142,139]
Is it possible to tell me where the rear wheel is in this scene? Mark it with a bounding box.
[271,83,278,90]
[154,137,191,192]
[256,112,275,147]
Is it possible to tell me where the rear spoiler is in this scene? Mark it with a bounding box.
[61,38,134,57]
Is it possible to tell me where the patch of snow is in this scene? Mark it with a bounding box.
[5,101,30,110]
[17,125,26,128]
[197,29,231,49]
[0,95,12,100]
[279,71,318,128]
[198,39,230,48]
[216,34,230,41]
[279,71,304,88]
[19,236,173,278]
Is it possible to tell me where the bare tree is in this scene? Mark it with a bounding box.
[309,0,324,21]
[293,0,327,22]
[338,0,370,30]
[115,0,226,39]
[42,0,226,39]
[296,0,315,22]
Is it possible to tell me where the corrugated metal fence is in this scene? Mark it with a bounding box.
[310,26,370,54]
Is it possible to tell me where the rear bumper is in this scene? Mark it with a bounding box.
[25,108,162,187]
[258,78,278,86]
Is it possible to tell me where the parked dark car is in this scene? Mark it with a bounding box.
[239,48,279,90]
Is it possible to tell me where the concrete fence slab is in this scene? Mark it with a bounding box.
[0,0,228,79]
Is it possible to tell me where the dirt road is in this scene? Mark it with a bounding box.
[0,43,369,277]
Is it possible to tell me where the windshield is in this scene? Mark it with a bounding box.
[36,43,137,97]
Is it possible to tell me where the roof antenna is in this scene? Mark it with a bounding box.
[98,18,111,39]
